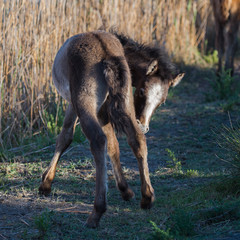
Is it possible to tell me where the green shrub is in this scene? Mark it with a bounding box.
[165,148,183,177]
[150,221,173,240]
[169,208,196,237]
[42,106,64,136]
[185,169,199,178]
[34,209,53,237]
[203,50,218,65]
[206,70,240,105]
[165,148,182,171]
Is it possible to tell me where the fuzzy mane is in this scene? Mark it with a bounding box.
[111,31,178,81]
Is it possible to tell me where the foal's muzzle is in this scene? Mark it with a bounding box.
[136,119,149,134]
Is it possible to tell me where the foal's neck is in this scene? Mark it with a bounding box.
[113,32,148,88]
[124,52,147,88]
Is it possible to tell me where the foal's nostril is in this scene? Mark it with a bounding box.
[136,119,149,134]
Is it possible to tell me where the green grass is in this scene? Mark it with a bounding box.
[1,157,240,239]
[215,124,240,171]
[1,154,240,239]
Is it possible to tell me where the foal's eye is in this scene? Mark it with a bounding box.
[139,88,145,97]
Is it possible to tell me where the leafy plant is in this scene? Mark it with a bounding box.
[42,106,64,136]
[203,50,218,65]
[185,169,199,178]
[215,70,237,99]
[165,149,201,179]
[165,148,183,176]
[150,209,196,239]
[150,221,173,240]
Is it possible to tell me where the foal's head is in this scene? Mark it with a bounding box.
[133,59,184,134]
[112,31,184,134]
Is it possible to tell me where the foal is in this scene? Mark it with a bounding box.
[39,30,183,228]
[211,0,240,75]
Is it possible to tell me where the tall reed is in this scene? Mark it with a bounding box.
[0,0,210,147]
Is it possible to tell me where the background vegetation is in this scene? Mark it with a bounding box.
[0,0,211,148]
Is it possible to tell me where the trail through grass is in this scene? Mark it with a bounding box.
[1,65,240,239]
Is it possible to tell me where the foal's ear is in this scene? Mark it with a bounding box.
[170,72,185,87]
[146,60,158,75]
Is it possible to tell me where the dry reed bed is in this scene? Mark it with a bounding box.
[0,0,210,147]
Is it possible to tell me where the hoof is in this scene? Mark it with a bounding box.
[85,214,101,228]
[121,188,135,201]
[140,194,155,209]
[39,184,51,196]
[85,219,99,228]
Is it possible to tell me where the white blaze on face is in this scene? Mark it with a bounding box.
[143,83,163,126]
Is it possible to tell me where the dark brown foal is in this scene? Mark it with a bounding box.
[39,30,183,228]
[39,31,155,228]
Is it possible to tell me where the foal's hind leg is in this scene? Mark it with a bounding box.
[72,103,108,228]
[39,104,77,195]
[102,123,134,201]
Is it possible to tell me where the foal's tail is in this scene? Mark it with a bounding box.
[103,56,132,134]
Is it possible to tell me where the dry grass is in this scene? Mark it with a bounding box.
[0,0,211,147]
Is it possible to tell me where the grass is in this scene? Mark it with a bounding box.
[1,64,240,239]
[1,154,240,239]
[216,123,240,171]
[150,175,240,239]
[34,209,54,237]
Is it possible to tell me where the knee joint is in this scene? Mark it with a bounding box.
[91,134,107,151]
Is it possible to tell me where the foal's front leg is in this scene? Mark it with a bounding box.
[102,123,134,201]
[125,120,155,209]
[39,104,78,195]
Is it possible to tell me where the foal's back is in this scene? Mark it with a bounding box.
[52,31,125,102]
